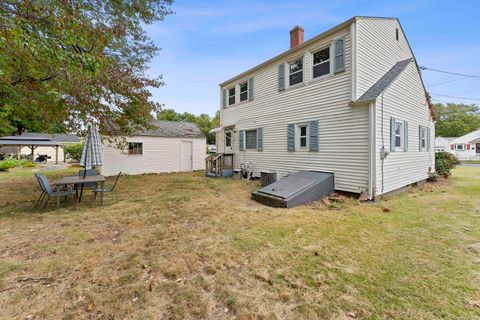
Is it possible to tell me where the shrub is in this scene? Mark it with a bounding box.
[65,143,84,161]
[435,152,460,178]
[0,157,20,171]
[0,157,36,171]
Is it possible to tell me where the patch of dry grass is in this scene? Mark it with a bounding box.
[0,167,479,319]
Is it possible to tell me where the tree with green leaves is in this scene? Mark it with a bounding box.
[157,109,220,144]
[434,103,480,137]
[0,0,173,137]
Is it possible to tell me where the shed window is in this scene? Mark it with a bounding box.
[228,87,235,105]
[128,142,143,155]
[289,58,303,86]
[395,121,403,149]
[245,130,257,149]
[239,82,248,102]
[312,47,330,78]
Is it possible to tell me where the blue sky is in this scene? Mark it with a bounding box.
[145,0,480,116]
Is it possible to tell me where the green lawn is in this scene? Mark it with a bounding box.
[0,166,479,319]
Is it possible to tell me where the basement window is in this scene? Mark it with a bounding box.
[289,57,303,86]
[128,142,143,155]
[228,87,236,105]
[312,47,330,78]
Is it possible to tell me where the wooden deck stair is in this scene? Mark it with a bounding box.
[205,153,234,178]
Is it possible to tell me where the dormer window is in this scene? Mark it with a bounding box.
[289,57,303,86]
[313,47,330,78]
[228,87,235,105]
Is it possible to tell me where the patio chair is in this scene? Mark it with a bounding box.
[35,173,77,209]
[92,172,122,204]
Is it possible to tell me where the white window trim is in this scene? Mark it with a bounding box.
[128,142,143,156]
[228,86,236,106]
[296,123,309,151]
[287,55,304,88]
[420,126,428,151]
[244,129,257,150]
[239,81,249,102]
[311,44,333,81]
[455,144,466,151]
[394,120,404,151]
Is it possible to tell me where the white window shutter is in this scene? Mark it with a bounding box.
[278,64,285,91]
[390,117,396,152]
[403,120,408,152]
[222,89,227,108]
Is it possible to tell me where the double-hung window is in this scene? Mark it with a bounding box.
[128,142,143,155]
[245,130,257,149]
[289,57,303,86]
[298,124,308,149]
[239,82,248,102]
[395,121,403,149]
[228,87,235,106]
[312,47,330,78]
[420,126,428,151]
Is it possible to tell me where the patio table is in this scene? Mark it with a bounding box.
[56,175,106,205]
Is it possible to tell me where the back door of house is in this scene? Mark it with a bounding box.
[181,141,193,171]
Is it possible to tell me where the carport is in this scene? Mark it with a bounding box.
[0,136,65,164]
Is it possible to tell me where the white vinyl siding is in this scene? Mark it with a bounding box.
[355,18,412,99]
[102,136,206,176]
[375,62,434,195]
[221,27,370,194]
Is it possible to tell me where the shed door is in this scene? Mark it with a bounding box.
[181,141,193,171]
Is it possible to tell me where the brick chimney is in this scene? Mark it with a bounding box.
[290,25,304,49]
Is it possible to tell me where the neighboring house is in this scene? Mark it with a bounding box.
[102,120,206,176]
[448,129,480,160]
[212,16,435,199]
[20,132,80,162]
[435,137,456,153]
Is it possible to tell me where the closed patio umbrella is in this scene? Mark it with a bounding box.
[79,125,103,202]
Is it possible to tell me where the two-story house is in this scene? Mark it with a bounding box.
[211,16,435,199]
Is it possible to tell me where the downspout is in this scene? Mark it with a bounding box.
[380,91,386,194]
[368,101,376,199]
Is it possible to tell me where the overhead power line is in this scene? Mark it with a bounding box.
[427,76,469,87]
[419,66,480,79]
[430,93,480,101]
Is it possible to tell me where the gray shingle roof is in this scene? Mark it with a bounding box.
[355,59,413,103]
[20,132,80,143]
[139,120,205,139]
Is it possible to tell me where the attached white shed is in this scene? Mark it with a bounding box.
[101,120,206,176]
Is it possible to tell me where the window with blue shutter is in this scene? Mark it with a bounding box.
[278,64,285,91]
[309,120,319,152]
[257,128,263,151]
[287,124,295,151]
[239,130,244,151]
[390,117,396,152]
[334,38,345,73]
[248,77,254,101]
[403,120,408,152]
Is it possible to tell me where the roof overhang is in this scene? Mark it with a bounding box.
[0,140,64,147]
[209,125,235,133]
